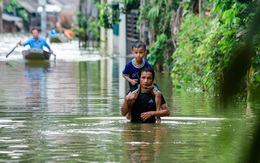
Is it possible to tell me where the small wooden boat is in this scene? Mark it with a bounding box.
[25,60,51,69]
[22,49,51,60]
[49,35,69,43]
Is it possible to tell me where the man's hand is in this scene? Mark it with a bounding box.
[18,41,23,46]
[130,79,138,86]
[125,92,138,101]
[140,111,154,121]
[49,49,53,54]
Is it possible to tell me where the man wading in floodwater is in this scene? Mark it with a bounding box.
[121,67,170,123]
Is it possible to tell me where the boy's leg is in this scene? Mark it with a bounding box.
[153,88,161,123]
[125,92,138,120]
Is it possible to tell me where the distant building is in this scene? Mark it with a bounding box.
[47,0,80,28]
[2,0,78,33]
[2,13,23,32]
[97,0,140,55]
[3,0,40,32]
[18,0,40,30]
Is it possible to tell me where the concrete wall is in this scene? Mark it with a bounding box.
[100,0,113,56]
[100,1,126,56]
[118,4,126,56]
[3,21,18,32]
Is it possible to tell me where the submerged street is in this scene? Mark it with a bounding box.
[0,33,256,162]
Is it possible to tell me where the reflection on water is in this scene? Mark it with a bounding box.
[0,59,121,115]
[24,61,50,111]
[0,33,258,162]
[122,123,170,162]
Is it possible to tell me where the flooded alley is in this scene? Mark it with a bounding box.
[0,33,256,162]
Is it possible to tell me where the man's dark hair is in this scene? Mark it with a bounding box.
[31,27,39,33]
[132,41,146,50]
[139,67,155,80]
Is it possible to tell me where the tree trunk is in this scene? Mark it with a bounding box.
[246,64,254,111]
[170,3,184,49]
[191,0,199,14]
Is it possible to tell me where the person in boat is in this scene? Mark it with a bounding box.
[121,67,170,123]
[122,41,162,123]
[18,27,53,54]
[48,22,73,40]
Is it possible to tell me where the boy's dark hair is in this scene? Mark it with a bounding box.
[31,27,39,33]
[139,67,155,80]
[132,41,146,50]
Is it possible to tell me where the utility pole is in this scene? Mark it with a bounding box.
[38,0,47,36]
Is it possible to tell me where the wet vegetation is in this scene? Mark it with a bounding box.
[4,0,29,22]
[95,0,260,162]
[1,0,260,162]
[96,0,260,101]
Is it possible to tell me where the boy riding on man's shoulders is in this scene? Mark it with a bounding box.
[122,41,163,123]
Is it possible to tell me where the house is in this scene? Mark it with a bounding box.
[3,0,40,31]
[47,0,80,28]
[1,0,75,33]
[18,0,62,30]
[18,0,40,30]
[2,13,23,32]
[97,0,140,56]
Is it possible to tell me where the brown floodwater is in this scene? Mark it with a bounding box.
[0,33,258,162]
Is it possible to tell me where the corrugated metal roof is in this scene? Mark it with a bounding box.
[18,0,38,13]
[2,13,23,22]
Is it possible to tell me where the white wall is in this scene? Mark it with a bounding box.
[118,9,126,56]
[100,1,126,56]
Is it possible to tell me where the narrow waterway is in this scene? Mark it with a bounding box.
[0,33,257,162]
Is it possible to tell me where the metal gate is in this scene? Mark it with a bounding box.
[126,9,139,55]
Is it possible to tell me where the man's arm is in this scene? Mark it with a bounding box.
[121,97,130,116]
[43,40,53,53]
[43,39,51,49]
[19,40,29,47]
[140,103,170,121]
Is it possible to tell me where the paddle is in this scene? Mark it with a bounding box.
[52,53,56,60]
[6,43,19,58]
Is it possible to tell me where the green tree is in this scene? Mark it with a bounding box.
[97,0,139,29]
[4,0,28,22]
[171,0,260,98]
[139,0,181,71]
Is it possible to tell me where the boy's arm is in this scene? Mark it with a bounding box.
[122,74,138,86]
